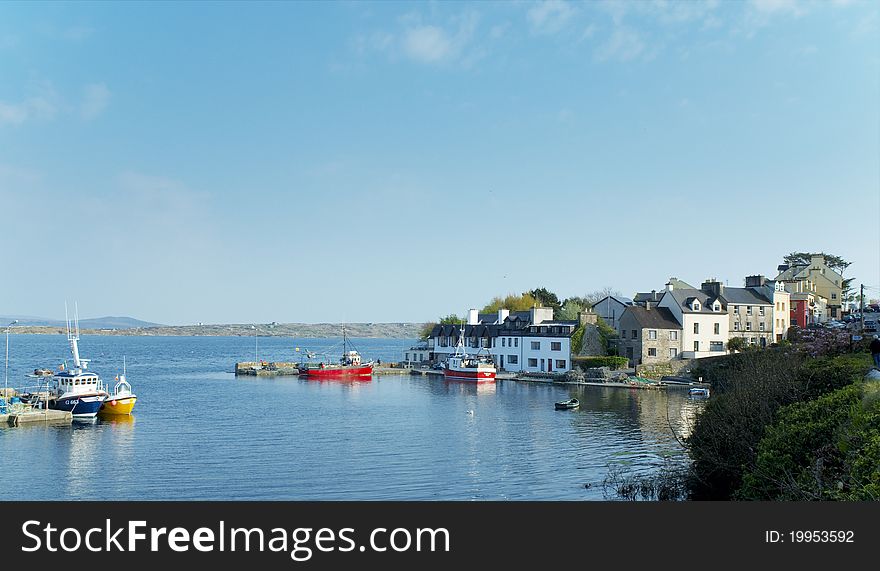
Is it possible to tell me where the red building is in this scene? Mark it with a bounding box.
[790,295,813,329]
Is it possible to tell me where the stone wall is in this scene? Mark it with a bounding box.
[636,358,696,380]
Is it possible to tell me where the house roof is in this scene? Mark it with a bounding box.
[594,295,634,306]
[720,287,773,305]
[666,289,728,314]
[622,306,681,330]
[634,291,664,303]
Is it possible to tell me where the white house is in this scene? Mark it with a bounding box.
[428,307,576,373]
[657,282,729,359]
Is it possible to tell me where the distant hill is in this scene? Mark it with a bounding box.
[7,321,424,338]
[0,315,163,330]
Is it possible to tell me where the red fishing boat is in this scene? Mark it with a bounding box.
[297,327,373,379]
[444,325,496,383]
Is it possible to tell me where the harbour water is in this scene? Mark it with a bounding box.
[0,335,703,500]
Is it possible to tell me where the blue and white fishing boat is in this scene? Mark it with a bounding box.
[46,305,106,419]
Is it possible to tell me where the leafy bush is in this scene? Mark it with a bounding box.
[570,325,585,354]
[572,356,629,370]
[685,351,870,500]
[737,382,880,500]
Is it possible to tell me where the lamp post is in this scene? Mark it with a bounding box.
[252,325,259,364]
[5,320,18,407]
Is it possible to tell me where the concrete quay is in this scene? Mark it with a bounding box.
[4,409,73,426]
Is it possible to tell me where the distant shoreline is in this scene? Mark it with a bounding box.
[7,323,425,339]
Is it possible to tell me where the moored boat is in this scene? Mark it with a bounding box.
[688,386,710,397]
[46,305,106,419]
[555,398,579,410]
[298,326,373,379]
[443,325,496,383]
[99,358,137,417]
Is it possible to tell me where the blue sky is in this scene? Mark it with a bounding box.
[1,0,878,325]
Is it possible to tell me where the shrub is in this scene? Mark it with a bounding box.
[570,325,585,354]
[572,356,629,370]
[685,351,870,500]
[737,382,880,500]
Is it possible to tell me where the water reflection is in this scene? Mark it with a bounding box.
[1,335,705,500]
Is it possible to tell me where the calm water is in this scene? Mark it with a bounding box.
[0,334,702,500]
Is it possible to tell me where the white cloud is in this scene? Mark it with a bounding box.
[527,0,576,35]
[0,83,59,126]
[396,11,479,65]
[594,26,645,62]
[81,83,111,120]
[403,26,454,63]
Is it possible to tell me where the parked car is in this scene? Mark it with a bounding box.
[865,320,878,332]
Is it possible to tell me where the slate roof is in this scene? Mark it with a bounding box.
[666,289,728,314]
[622,306,681,330]
[720,287,773,305]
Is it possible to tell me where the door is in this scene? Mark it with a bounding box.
[548,359,552,372]
[500,355,504,369]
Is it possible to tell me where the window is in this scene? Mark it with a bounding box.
[514,338,518,347]
[669,348,678,358]
[632,329,638,339]
[502,338,505,347]
[746,322,752,331]
[621,330,626,339]
[694,341,699,352]
[693,302,701,311]
[747,306,752,315]
[551,342,561,351]
[555,360,566,369]
[831,293,837,300]
[694,323,700,334]
[759,307,765,316]
[759,322,765,331]
[528,358,538,367]
[669,331,678,340]
[734,322,740,331]
[713,303,720,312]
[508,355,518,364]
[648,348,657,357]
[713,323,720,335]
[530,341,540,350]
[648,330,657,340]
[734,305,739,314]
[710,341,724,352]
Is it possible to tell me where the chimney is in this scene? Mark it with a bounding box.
[745,275,767,288]
[497,308,509,324]
[666,279,674,291]
[701,279,723,297]
[645,300,652,311]
[467,308,479,325]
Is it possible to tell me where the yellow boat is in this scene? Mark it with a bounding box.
[99,361,138,417]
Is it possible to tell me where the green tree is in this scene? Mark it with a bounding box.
[481,293,538,313]
[556,298,587,320]
[525,287,561,313]
[419,314,464,339]
[727,337,747,353]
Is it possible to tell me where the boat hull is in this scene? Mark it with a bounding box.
[300,365,373,378]
[99,396,137,416]
[444,368,496,382]
[49,394,105,418]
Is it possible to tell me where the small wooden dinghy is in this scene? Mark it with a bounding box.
[555,398,579,410]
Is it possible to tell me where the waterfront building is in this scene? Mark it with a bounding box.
[428,307,576,373]
[616,305,683,367]
[775,254,844,320]
[657,280,729,359]
[404,344,431,365]
[591,295,633,330]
